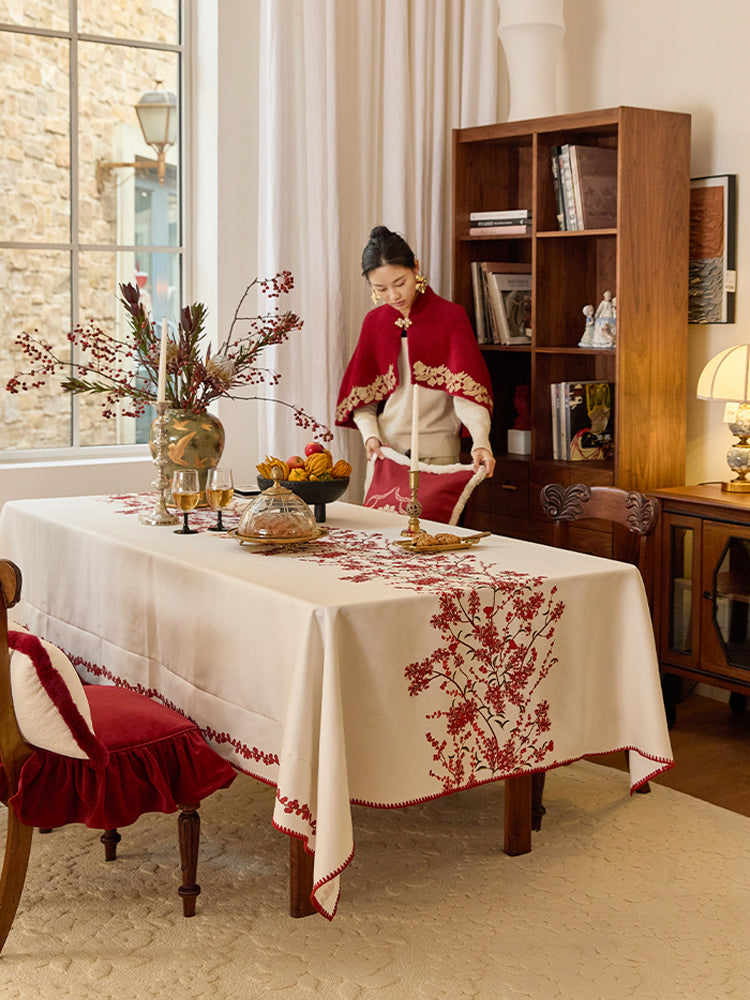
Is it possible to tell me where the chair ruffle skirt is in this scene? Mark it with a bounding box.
[0,686,236,829]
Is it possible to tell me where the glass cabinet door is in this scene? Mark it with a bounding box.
[700,520,750,687]
[711,536,750,670]
[667,522,695,655]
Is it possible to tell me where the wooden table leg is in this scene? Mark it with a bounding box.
[504,773,532,856]
[531,771,547,831]
[289,836,316,917]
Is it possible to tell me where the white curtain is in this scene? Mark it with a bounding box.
[256,0,501,493]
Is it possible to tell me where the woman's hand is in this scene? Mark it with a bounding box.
[472,448,495,478]
[365,437,385,461]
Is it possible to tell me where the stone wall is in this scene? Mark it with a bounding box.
[0,1,179,450]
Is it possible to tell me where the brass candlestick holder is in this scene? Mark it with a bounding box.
[140,401,179,526]
[401,469,423,536]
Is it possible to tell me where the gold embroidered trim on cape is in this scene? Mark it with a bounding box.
[335,364,398,423]
[413,361,493,409]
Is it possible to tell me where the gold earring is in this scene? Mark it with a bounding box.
[371,288,380,304]
[415,273,428,294]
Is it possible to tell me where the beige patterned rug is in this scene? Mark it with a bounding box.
[0,760,747,999]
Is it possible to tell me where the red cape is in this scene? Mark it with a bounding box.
[335,287,493,428]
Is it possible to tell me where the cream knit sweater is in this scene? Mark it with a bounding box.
[352,340,492,464]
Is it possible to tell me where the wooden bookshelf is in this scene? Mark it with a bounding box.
[453,107,691,556]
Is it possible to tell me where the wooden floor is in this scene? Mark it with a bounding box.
[589,690,750,817]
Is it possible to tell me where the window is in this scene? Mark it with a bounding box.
[0,1,183,454]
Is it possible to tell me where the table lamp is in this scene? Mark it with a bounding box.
[697,344,750,492]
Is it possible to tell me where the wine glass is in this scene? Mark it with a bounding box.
[206,467,234,532]
[171,470,200,534]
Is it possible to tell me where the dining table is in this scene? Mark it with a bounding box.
[0,492,674,919]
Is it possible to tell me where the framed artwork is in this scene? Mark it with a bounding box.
[689,174,737,324]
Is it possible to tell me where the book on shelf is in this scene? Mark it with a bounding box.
[480,263,532,345]
[570,145,617,229]
[469,224,531,236]
[470,209,531,221]
[568,145,585,230]
[550,383,561,458]
[550,146,566,230]
[478,263,502,344]
[551,145,618,231]
[470,217,531,228]
[470,261,490,344]
[558,145,579,231]
[550,380,615,460]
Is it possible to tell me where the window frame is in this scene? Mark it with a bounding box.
[0,2,188,465]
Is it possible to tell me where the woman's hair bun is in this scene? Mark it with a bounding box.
[361,226,415,276]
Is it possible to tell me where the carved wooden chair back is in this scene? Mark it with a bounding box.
[0,559,33,953]
[539,483,661,608]
[536,484,662,813]
[0,561,27,776]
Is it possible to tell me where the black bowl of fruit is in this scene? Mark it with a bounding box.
[256,443,351,522]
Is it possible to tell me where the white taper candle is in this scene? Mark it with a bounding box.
[157,317,168,403]
[410,381,419,471]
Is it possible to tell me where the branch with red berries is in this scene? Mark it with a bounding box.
[5,273,333,440]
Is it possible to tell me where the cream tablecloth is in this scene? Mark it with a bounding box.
[0,495,673,918]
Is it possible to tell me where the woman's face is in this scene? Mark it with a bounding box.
[368,263,419,317]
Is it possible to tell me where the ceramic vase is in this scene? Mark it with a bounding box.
[497,0,565,121]
[149,409,225,505]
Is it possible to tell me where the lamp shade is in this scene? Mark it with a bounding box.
[135,86,178,152]
[696,345,750,402]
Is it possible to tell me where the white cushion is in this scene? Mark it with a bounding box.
[9,632,96,760]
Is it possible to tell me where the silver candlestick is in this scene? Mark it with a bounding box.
[140,401,179,526]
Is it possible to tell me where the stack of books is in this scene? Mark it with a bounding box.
[550,145,617,231]
[468,209,531,236]
[550,380,615,460]
[470,262,532,346]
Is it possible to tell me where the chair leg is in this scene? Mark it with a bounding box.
[100,829,121,861]
[0,809,34,955]
[177,803,200,917]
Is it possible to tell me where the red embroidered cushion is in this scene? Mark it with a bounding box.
[364,447,485,525]
[9,631,109,768]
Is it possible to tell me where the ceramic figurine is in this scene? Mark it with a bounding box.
[579,304,595,347]
[592,290,616,348]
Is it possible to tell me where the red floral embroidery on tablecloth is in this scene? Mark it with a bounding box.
[275,791,317,833]
[405,576,560,792]
[67,652,279,768]
[102,492,246,530]
[250,529,563,792]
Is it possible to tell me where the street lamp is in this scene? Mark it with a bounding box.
[96,82,178,193]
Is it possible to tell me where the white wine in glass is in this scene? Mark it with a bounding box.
[171,470,200,534]
[206,467,234,531]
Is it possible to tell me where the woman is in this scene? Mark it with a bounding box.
[336,226,495,478]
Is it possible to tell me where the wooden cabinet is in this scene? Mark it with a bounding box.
[652,485,750,711]
[453,107,691,557]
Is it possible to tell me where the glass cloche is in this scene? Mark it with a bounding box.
[237,467,319,540]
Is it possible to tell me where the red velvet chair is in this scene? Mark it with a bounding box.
[0,559,236,955]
